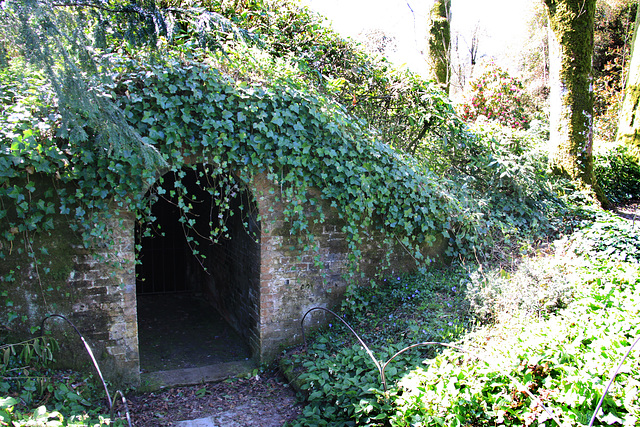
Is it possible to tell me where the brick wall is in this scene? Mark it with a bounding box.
[1,211,140,386]
[1,170,445,386]
[252,174,436,361]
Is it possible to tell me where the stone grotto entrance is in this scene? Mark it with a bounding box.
[135,165,261,382]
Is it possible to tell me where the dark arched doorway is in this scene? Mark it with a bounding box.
[135,165,260,373]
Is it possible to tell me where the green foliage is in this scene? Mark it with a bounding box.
[0,0,481,271]
[1,0,166,170]
[0,59,54,146]
[431,119,586,262]
[286,215,640,426]
[460,64,533,130]
[1,336,53,402]
[567,211,640,263]
[109,48,463,263]
[282,269,471,426]
[1,335,121,426]
[0,42,472,298]
[211,0,464,156]
[594,0,636,75]
[395,260,639,426]
[0,0,581,279]
[594,145,640,204]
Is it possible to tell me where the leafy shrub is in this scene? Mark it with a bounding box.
[170,0,465,156]
[594,145,640,204]
[465,257,575,325]
[0,59,55,153]
[1,337,58,396]
[1,337,119,426]
[459,64,533,130]
[433,119,584,262]
[1,396,119,426]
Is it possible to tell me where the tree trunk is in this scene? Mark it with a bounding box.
[427,0,451,93]
[545,0,606,204]
[616,4,640,163]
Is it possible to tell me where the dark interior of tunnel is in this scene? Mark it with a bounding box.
[135,166,260,372]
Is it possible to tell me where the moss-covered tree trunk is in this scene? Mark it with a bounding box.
[616,4,640,163]
[544,0,606,204]
[427,0,451,93]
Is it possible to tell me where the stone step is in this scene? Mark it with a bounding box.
[140,360,256,390]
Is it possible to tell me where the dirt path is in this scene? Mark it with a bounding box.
[614,201,639,223]
[124,369,303,426]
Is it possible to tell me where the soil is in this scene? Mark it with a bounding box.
[137,294,252,372]
[614,200,639,222]
[124,368,303,426]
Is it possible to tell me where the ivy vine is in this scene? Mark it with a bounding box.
[110,48,465,264]
[0,44,474,302]
[0,0,577,315]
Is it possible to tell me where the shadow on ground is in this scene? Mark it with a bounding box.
[137,294,255,388]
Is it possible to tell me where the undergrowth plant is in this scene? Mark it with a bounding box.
[396,259,639,426]
[430,118,586,262]
[594,145,640,204]
[284,214,640,426]
[0,336,122,426]
[282,268,472,426]
[566,211,640,263]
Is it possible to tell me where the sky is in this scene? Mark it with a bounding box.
[300,0,534,77]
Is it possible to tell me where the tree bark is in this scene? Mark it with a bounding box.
[616,4,640,163]
[544,0,606,204]
[427,0,451,93]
